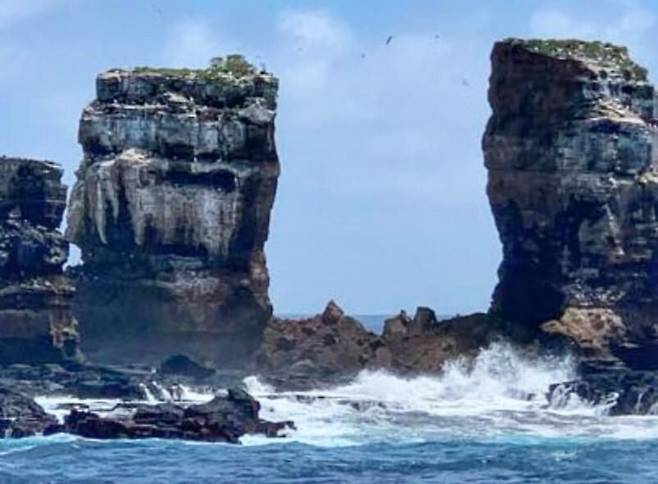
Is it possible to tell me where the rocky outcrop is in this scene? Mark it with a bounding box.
[549,365,658,415]
[46,388,293,443]
[0,157,78,363]
[258,301,498,389]
[0,386,58,437]
[66,57,280,367]
[483,39,658,363]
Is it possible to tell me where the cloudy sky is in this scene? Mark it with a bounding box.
[0,0,656,314]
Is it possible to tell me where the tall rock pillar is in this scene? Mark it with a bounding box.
[483,39,658,360]
[0,157,78,363]
[66,58,280,367]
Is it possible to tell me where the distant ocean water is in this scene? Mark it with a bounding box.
[2,325,658,483]
[277,314,393,334]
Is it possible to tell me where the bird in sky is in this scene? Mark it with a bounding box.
[386,35,394,45]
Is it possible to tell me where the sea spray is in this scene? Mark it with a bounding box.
[243,342,658,445]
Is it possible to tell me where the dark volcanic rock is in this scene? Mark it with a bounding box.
[549,369,658,416]
[258,301,500,389]
[159,354,215,380]
[258,301,382,389]
[483,39,658,362]
[381,310,500,373]
[66,59,280,367]
[0,157,78,363]
[0,386,57,437]
[50,388,293,443]
[0,362,149,400]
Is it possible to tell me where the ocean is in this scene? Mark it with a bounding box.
[1,318,658,483]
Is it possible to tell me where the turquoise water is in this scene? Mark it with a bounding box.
[3,329,658,483]
[1,435,657,483]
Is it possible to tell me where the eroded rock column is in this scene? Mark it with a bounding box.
[0,157,78,363]
[66,60,280,367]
[483,39,658,361]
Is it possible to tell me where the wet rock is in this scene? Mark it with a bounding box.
[549,370,658,416]
[158,354,215,381]
[0,362,150,400]
[66,60,280,367]
[483,38,658,362]
[0,157,78,363]
[50,388,293,443]
[0,387,57,437]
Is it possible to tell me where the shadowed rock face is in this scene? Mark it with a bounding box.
[483,39,658,361]
[66,65,280,367]
[0,157,78,363]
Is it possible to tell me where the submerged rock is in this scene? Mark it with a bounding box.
[48,388,293,443]
[0,157,78,363]
[66,60,280,367]
[483,39,658,363]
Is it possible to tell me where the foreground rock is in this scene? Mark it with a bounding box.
[46,388,293,443]
[549,362,658,415]
[258,301,499,389]
[0,386,57,437]
[0,157,78,363]
[483,39,658,363]
[66,56,280,367]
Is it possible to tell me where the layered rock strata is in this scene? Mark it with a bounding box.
[483,39,658,363]
[0,157,78,363]
[66,58,280,366]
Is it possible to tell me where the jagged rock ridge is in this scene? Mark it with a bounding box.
[0,157,78,363]
[483,39,658,363]
[66,58,280,366]
[258,300,496,390]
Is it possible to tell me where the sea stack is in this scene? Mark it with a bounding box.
[66,56,280,366]
[0,157,78,363]
[483,39,658,362]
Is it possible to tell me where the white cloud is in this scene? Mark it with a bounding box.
[162,18,228,68]
[277,9,351,54]
[530,4,655,42]
[0,0,63,30]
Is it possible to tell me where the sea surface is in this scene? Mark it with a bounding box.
[2,317,658,483]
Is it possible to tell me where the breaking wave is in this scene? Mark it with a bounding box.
[242,342,658,446]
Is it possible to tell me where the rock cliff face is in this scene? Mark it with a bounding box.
[0,157,78,363]
[483,39,658,362]
[66,58,280,366]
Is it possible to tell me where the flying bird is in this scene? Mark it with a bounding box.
[385,35,394,45]
[461,78,471,88]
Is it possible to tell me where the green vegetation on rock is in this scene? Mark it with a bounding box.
[132,54,260,80]
[505,38,647,80]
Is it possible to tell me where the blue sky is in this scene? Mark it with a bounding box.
[0,0,657,314]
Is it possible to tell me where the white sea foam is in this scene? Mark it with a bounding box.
[32,342,658,446]
[241,342,658,446]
